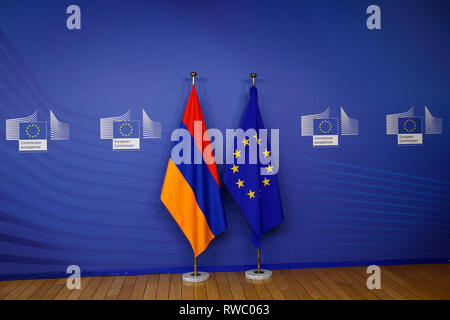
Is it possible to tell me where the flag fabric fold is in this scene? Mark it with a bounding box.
[223,86,284,248]
[161,85,226,257]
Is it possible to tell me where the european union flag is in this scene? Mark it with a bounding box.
[19,122,47,140]
[223,86,284,248]
[398,117,422,134]
[313,118,338,135]
[113,121,140,139]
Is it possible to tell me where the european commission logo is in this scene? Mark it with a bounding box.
[301,107,358,147]
[313,118,338,146]
[397,117,422,145]
[113,121,140,149]
[6,110,70,152]
[386,106,442,145]
[100,109,161,150]
[19,122,47,151]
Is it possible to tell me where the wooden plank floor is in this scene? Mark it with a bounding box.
[0,264,448,300]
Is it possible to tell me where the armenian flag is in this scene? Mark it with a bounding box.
[161,84,226,257]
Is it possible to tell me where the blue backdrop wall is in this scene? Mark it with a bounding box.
[0,0,449,280]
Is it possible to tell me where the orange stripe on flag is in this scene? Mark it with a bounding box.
[160,159,215,257]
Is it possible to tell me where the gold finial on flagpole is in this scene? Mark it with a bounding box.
[191,72,197,86]
[251,73,257,87]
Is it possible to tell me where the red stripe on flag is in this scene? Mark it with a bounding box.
[182,85,220,186]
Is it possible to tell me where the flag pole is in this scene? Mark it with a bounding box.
[194,256,197,276]
[181,71,209,283]
[246,245,272,280]
[183,251,208,283]
[257,248,261,273]
[245,72,272,281]
[192,72,197,278]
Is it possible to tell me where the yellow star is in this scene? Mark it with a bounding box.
[247,189,255,199]
[241,138,249,146]
[253,134,260,145]
[263,149,271,157]
[230,164,239,173]
[266,165,274,173]
[234,149,241,158]
[262,177,270,186]
[236,179,244,188]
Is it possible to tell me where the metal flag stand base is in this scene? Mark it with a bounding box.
[245,269,272,280]
[182,255,210,283]
[245,247,272,280]
[182,271,210,282]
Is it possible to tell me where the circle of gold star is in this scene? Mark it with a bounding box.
[119,122,133,137]
[318,120,332,134]
[403,119,417,133]
[25,123,40,138]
